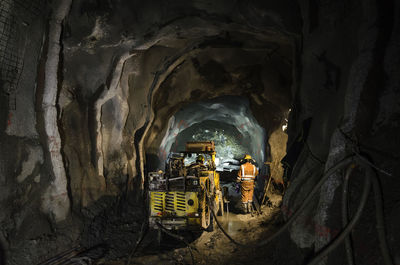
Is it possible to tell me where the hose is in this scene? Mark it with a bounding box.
[209,198,245,247]
[370,166,393,265]
[307,163,372,265]
[308,157,394,265]
[355,152,393,177]
[257,156,356,246]
[126,221,149,265]
[309,158,394,265]
[155,222,195,265]
[37,247,81,265]
[205,156,355,248]
[207,154,394,265]
[342,165,355,265]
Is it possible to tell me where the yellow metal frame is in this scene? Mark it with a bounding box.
[149,142,222,230]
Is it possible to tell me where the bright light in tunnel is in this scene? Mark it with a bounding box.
[158,96,266,171]
[187,126,248,163]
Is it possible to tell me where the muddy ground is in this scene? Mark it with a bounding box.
[98,192,283,265]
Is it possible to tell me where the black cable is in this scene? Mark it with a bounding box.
[304,140,325,165]
[369,166,394,265]
[37,247,81,265]
[257,156,354,246]
[155,222,195,265]
[307,163,372,265]
[144,148,393,265]
[308,157,394,265]
[126,221,149,265]
[209,198,245,247]
[342,165,355,265]
[338,128,393,177]
[207,150,394,265]
[355,152,393,177]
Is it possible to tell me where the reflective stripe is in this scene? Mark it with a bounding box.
[240,163,256,181]
[241,175,255,181]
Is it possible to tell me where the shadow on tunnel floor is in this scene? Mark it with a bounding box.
[134,229,203,256]
[0,241,5,265]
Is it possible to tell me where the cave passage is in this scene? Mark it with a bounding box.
[155,96,266,171]
[1,1,399,265]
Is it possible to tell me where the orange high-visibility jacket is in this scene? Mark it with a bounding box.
[237,162,258,182]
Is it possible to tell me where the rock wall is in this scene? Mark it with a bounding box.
[0,1,82,264]
[281,0,400,264]
[61,0,297,210]
[1,1,300,263]
[5,0,398,264]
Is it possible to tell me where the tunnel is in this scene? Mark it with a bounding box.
[0,0,399,264]
[152,96,268,170]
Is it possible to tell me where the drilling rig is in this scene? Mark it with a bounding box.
[148,141,223,232]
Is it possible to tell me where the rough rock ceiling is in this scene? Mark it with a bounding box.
[157,96,265,170]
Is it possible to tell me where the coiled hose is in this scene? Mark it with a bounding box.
[307,163,372,265]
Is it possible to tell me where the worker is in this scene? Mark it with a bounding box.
[194,154,206,166]
[237,154,258,214]
[187,154,207,175]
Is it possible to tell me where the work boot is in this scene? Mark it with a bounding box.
[243,203,248,214]
[249,202,254,217]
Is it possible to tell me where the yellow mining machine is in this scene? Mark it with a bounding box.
[148,141,223,232]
